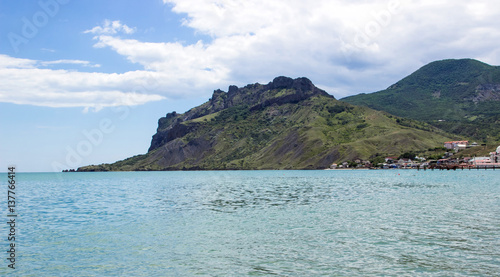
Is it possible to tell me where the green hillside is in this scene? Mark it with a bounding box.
[79,77,455,171]
[342,59,500,141]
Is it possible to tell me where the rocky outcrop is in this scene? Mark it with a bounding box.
[198,77,330,118]
[467,84,500,103]
[149,76,333,152]
[149,122,197,152]
[148,137,214,168]
[249,90,316,111]
[265,76,318,93]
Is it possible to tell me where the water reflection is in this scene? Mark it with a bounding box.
[198,176,351,212]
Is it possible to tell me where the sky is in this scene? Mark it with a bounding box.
[1,0,499,172]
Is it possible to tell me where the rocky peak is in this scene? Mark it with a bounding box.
[208,88,229,112]
[268,76,295,89]
[150,77,333,152]
[166,111,177,118]
[292,77,316,93]
[228,85,238,95]
[266,76,315,93]
[207,77,330,114]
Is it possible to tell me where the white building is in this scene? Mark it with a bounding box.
[470,157,491,164]
[490,146,500,163]
[444,140,469,150]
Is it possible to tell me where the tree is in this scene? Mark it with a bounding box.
[399,152,416,160]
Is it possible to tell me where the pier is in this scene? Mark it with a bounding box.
[425,164,499,170]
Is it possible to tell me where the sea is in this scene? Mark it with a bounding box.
[2,170,499,276]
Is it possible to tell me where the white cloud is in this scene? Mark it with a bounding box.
[84,19,136,35]
[1,55,38,69]
[39,59,101,68]
[0,55,164,109]
[41,48,56,53]
[1,0,499,109]
[95,0,497,98]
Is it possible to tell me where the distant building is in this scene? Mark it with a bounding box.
[490,146,500,163]
[457,142,468,150]
[469,157,492,165]
[414,156,426,161]
[398,158,412,164]
[398,158,413,168]
[491,153,499,163]
[362,160,371,167]
[444,141,469,150]
[385,156,398,163]
[438,158,450,164]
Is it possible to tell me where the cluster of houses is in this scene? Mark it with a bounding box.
[329,143,500,170]
[470,145,500,168]
[381,156,425,169]
[330,160,372,169]
[330,156,426,169]
[440,141,500,168]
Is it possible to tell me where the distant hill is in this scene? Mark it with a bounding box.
[78,76,454,171]
[342,59,500,141]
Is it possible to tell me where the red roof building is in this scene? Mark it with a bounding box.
[444,141,469,150]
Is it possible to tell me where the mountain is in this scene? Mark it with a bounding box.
[342,59,500,141]
[78,76,454,171]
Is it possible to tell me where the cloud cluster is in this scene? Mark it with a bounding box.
[84,19,136,35]
[91,0,500,96]
[125,0,500,95]
[1,0,499,109]
[0,54,164,109]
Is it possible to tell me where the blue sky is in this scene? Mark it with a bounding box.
[1,0,499,172]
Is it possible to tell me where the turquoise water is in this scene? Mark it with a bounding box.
[2,170,499,276]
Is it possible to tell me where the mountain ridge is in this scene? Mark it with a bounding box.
[148,76,332,152]
[342,58,500,141]
[78,76,455,171]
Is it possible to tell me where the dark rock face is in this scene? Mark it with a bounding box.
[228,85,238,95]
[207,76,331,115]
[210,89,227,110]
[249,90,314,111]
[268,76,295,90]
[149,137,213,168]
[148,76,333,152]
[149,122,196,152]
[266,76,316,93]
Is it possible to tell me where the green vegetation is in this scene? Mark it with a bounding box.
[342,59,500,142]
[78,76,457,171]
[190,111,220,122]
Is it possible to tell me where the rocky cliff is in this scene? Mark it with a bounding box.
[149,76,331,152]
